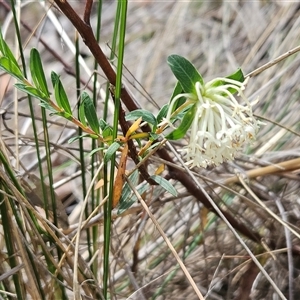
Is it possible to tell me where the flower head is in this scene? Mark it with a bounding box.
[164,77,261,168]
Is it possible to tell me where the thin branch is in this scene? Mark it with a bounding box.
[246,45,300,78]
[83,0,93,26]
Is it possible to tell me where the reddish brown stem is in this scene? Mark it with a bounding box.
[83,0,93,26]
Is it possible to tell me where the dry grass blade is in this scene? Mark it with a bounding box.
[237,174,300,242]
[126,178,205,300]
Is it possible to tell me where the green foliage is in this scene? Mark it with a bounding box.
[166,104,197,140]
[99,119,113,140]
[0,56,24,80]
[0,30,24,80]
[14,83,49,103]
[168,81,186,112]
[150,175,177,196]
[104,141,122,163]
[117,170,148,214]
[125,109,157,127]
[68,134,91,144]
[30,49,50,97]
[51,71,72,115]
[156,103,169,125]
[167,54,204,94]
[210,68,245,94]
[81,92,100,135]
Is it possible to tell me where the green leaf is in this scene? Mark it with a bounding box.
[118,171,148,214]
[38,102,58,114]
[169,81,186,111]
[167,55,203,94]
[0,30,20,69]
[102,126,113,140]
[52,72,72,115]
[78,100,87,127]
[125,109,157,127]
[104,141,121,163]
[99,119,109,131]
[227,68,244,83]
[0,57,24,81]
[15,83,48,102]
[166,104,196,140]
[210,68,245,95]
[150,175,177,197]
[68,134,90,144]
[30,48,49,97]
[99,119,113,138]
[89,146,105,156]
[81,92,100,135]
[149,133,159,141]
[156,104,169,126]
[50,71,59,87]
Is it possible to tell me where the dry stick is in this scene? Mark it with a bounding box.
[126,178,205,300]
[246,44,300,78]
[52,0,261,243]
[224,157,300,185]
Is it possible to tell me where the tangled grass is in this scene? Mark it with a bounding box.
[0,1,300,299]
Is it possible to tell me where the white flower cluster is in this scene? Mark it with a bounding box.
[166,77,261,168]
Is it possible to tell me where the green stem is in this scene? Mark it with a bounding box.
[103,1,128,297]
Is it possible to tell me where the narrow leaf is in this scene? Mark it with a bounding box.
[102,126,113,140]
[39,102,59,114]
[78,100,87,127]
[104,141,121,163]
[119,170,139,204]
[149,133,160,141]
[30,48,49,97]
[53,75,72,114]
[51,71,59,87]
[150,175,177,196]
[82,91,100,134]
[118,172,147,214]
[125,109,157,127]
[166,104,196,140]
[99,119,109,131]
[113,143,128,208]
[68,134,90,144]
[156,104,169,125]
[0,57,24,80]
[15,83,48,102]
[167,54,203,94]
[89,146,105,156]
[169,81,186,112]
[99,119,113,139]
[0,30,20,68]
[126,117,142,138]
